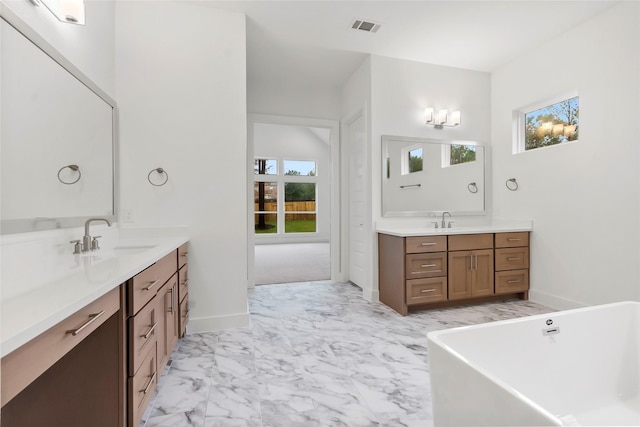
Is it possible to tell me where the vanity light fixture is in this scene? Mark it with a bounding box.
[425,107,461,129]
[38,0,85,25]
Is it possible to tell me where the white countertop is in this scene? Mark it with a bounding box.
[376,219,532,237]
[1,233,188,357]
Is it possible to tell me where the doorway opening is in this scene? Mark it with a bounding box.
[247,115,341,286]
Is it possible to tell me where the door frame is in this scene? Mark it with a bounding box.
[247,114,342,287]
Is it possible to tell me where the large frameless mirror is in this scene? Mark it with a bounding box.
[382,135,485,217]
[1,13,116,234]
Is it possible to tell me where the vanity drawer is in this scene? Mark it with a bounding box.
[495,247,529,271]
[179,295,189,338]
[495,232,529,248]
[178,264,188,302]
[405,252,447,279]
[128,294,159,376]
[406,277,447,305]
[448,234,494,251]
[128,342,157,427]
[129,251,177,315]
[406,236,447,253]
[178,243,188,268]
[495,269,529,294]
[1,286,120,407]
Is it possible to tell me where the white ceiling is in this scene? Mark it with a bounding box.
[200,1,620,89]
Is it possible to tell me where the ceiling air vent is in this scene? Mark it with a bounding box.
[351,19,381,33]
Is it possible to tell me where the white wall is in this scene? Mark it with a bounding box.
[253,123,331,243]
[248,81,341,120]
[1,0,115,97]
[368,55,491,293]
[115,2,249,330]
[491,1,640,308]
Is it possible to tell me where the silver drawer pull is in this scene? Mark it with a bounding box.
[168,287,175,314]
[420,289,436,293]
[507,257,521,261]
[420,264,437,268]
[411,270,442,274]
[141,322,157,339]
[143,280,160,291]
[507,238,521,241]
[66,310,105,336]
[507,279,522,284]
[141,371,157,395]
[421,242,437,246]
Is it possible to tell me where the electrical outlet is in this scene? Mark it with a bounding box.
[121,208,134,223]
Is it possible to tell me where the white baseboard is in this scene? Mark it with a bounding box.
[363,288,380,303]
[529,290,587,311]
[186,311,250,333]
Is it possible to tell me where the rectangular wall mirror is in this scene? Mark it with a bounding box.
[1,14,117,234]
[382,135,485,217]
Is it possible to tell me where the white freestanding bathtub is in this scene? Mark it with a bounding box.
[427,301,639,426]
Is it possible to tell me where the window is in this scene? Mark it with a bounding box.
[284,182,316,233]
[254,158,317,235]
[254,181,277,234]
[254,159,277,175]
[514,95,579,153]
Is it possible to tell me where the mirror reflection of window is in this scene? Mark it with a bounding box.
[450,144,476,166]
[401,146,423,175]
[408,148,423,173]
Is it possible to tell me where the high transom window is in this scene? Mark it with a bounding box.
[514,95,579,153]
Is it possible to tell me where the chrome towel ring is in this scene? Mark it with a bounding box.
[148,168,169,186]
[57,164,81,185]
[505,178,519,191]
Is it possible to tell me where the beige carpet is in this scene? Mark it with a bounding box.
[254,243,330,285]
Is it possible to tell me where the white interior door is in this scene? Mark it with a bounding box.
[348,112,368,287]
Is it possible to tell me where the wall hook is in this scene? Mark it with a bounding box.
[57,164,81,185]
[505,178,519,191]
[148,167,169,186]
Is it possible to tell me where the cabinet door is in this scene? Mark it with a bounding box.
[448,249,494,300]
[156,274,179,372]
[448,251,473,300]
[472,249,494,297]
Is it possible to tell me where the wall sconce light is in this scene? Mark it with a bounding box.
[425,107,461,129]
[32,0,85,25]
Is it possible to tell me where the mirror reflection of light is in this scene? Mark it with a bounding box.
[39,0,85,25]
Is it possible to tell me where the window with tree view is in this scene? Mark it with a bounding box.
[522,96,579,151]
[450,144,476,165]
[254,159,317,235]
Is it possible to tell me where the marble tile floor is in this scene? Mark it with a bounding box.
[140,281,553,427]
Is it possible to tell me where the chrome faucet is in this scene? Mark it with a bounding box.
[81,217,112,252]
[441,211,452,228]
